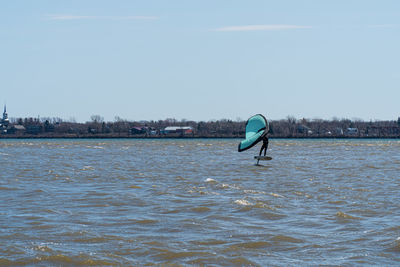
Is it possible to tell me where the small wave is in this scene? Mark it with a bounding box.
[349,208,379,217]
[335,211,361,220]
[33,254,118,266]
[85,145,104,149]
[33,189,45,193]
[73,237,113,243]
[385,226,400,232]
[254,202,276,210]
[0,259,12,265]
[328,200,347,205]
[134,219,158,224]
[364,164,379,169]
[85,191,109,197]
[234,199,253,206]
[353,188,371,192]
[294,191,311,197]
[224,241,271,252]
[270,192,284,198]
[220,183,241,190]
[31,224,56,230]
[259,211,287,220]
[81,166,94,171]
[191,206,211,213]
[244,189,266,195]
[155,251,212,261]
[227,257,259,267]
[271,235,304,243]
[78,204,110,208]
[161,209,181,214]
[187,187,213,195]
[0,186,17,191]
[23,142,35,146]
[33,244,53,253]
[221,183,229,189]
[191,239,227,246]
[205,178,216,183]
[385,238,400,252]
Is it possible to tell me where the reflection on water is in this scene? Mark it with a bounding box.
[0,139,400,265]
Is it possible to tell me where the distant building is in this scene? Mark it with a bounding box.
[44,120,55,132]
[0,105,10,133]
[347,128,358,135]
[2,105,9,126]
[161,126,193,135]
[7,125,25,134]
[130,126,157,135]
[13,125,25,131]
[335,128,344,135]
[26,125,42,135]
[297,125,312,135]
[130,126,147,135]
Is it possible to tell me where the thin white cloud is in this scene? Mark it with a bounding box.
[46,15,92,20]
[369,24,398,29]
[46,15,158,21]
[214,24,312,32]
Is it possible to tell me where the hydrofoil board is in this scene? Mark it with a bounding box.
[254,156,272,161]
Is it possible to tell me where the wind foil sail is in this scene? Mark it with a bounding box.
[238,114,269,152]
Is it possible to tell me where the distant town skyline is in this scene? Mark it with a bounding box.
[1,0,399,122]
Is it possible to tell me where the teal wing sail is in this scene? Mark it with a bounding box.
[238,114,269,152]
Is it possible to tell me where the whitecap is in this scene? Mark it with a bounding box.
[234,199,252,206]
[221,183,229,189]
[82,166,94,171]
[244,189,266,195]
[270,193,284,198]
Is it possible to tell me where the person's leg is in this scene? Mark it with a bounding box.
[259,144,265,156]
[264,139,269,156]
[264,140,269,156]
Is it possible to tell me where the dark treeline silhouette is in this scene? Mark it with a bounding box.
[1,115,400,138]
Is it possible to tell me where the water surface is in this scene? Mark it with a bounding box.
[0,139,399,266]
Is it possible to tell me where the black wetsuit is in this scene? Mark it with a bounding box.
[259,136,269,156]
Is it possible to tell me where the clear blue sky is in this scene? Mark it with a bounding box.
[1,0,399,122]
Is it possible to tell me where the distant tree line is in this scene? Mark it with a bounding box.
[1,115,400,138]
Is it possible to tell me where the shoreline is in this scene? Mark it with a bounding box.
[1,135,399,139]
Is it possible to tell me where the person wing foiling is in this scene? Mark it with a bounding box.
[238,114,269,153]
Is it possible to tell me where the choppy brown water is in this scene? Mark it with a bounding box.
[0,138,400,266]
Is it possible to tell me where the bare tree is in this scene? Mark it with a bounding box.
[91,115,104,123]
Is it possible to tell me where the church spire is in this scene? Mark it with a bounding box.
[2,104,8,124]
